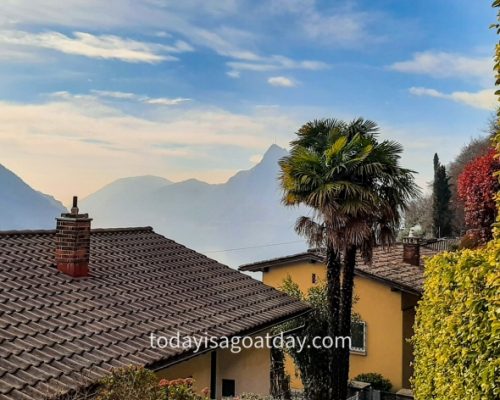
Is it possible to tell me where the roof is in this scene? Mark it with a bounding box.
[0,227,309,400]
[239,243,442,295]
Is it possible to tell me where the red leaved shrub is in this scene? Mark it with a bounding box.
[457,148,500,243]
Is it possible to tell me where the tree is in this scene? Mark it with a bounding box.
[403,195,433,238]
[275,276,360,400]
[279,118,418,400]
[432,154,452,237]
[447,136,492,235]
[457,148,499,243]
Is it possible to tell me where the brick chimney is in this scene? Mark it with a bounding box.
[55,196,92,277]
[402,237,421,266]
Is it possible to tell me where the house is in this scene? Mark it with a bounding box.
[239,239,444,392]
[0,199,309,399]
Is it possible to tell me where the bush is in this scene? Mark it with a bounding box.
[159,378,208,400]
[96,367,208,400]
[412,242,500,400]
[96,365,163,400]
[353,373,392,392]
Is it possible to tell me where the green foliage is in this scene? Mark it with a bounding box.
[96,367,208,400]
[96,365,163,400]
[432,154,452,237]
[492,0,500,237]
[276,276,359,400]
[353,373,392,392]
[159,378,208,400]
[412,242,500,400]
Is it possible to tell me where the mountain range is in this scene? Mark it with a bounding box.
[0,145,307,267]
[0,164,66,230]
[80,144,307,267]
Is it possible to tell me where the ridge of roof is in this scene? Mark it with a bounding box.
[239,251,321,272]
[0,226,154,237]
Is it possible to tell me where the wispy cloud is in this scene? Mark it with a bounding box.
[91,90,191,105]
[268,0,382,47]
[267,76,296,87]
[409,87,496,110]
[0,2,328,76]
[390,51,491,81]
[0,30,193,63]
[227,55,327,75]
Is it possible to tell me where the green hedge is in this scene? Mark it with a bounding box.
[412,242,500,399]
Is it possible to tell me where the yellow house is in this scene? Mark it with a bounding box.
[240,239,440,392]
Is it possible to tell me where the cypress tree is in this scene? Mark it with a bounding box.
[432,153,453,237]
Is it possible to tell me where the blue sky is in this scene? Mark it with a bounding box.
[0,0,496,204]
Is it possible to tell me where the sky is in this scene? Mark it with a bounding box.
[0,0,496,206]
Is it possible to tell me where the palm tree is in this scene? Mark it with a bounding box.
[279,118,418,400]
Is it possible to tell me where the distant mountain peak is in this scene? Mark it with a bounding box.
[262,144,287,161]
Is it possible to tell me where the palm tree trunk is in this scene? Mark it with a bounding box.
[338,245,357,400]
[325,245,342,400]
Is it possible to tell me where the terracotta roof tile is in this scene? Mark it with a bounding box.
[0,227,309,399]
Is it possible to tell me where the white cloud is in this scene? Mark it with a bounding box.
[0,2,328,75]
[0,30,193,63]
[249,154,263,163]
[90,90,191,106]
[390,51,492,81]
[227,55,328,75]
[409,87,496,110]
[267,76,296,87]
[268,0,379,47]
[226,70,240,78]
[144,97,191,106]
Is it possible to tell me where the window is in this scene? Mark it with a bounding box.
[222,379,235,397]
[351,321,366,353]
[312,273,317,284]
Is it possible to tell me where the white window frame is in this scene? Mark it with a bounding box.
[350,321,367,354]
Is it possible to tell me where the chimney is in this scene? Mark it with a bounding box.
[402,237,421,266]
[55,196,92,277]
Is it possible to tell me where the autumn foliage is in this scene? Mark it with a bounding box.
[457,148,500,243]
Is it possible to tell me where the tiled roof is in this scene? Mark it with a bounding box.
[240,244,441,295]
[0,227,309,400]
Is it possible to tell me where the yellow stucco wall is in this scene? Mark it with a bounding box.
[156,346,271,398]
[263,260,408,391]
[218,346,271,395]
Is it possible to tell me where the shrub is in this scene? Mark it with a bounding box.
[159,378,208,400]
[353,372,392,392]
[457,148,499,243]
[96,367,208,400]
[96,365,163,400]
[353,373,392,392]
[412,242,500,400]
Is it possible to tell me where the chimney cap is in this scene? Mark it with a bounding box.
[71,196,79,215]
[59,195,92,220]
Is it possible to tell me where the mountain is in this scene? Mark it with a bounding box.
[82,175,172,225]
[0,164,67,230]
[81,145,307,267]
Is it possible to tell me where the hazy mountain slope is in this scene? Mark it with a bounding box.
[0,164,67,230]
[81,175,172,227]
[81,145,308,267]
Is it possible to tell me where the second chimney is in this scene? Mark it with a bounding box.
[55,196,92,277]
[403,237,420,266]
